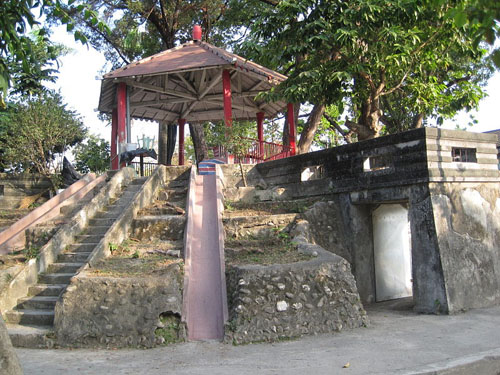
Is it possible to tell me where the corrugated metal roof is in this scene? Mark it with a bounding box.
[98,40,288,123]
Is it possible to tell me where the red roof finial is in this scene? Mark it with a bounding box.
[193,25,202,41]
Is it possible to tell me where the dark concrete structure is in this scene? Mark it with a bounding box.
[246,128,500,314]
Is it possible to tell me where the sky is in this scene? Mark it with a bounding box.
[48,26,500,147]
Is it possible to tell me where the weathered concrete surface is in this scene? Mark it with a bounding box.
[0,315,23,375]
[431,182,500,312]
[54,262,184,348]
[0,168,136,315]
[15,304,500,375]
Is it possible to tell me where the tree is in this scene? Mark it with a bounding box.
[0,0,108,106]
[0,91,86,191]
[73,135,110,174]
[235,0,496,149]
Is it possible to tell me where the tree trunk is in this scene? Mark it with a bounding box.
[297,104,326,154]
[413,113,424,128]
[189,123,208,164]
[158,121,168,165]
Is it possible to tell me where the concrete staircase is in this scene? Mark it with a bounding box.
[130,177,188,257]
[4,177,147,346]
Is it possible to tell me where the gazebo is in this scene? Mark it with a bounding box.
[98,26,296,169]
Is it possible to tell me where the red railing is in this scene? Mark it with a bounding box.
[212,138,292,164]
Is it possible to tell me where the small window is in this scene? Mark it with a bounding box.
[363,154,393,172]
[301,165,324,181]
[452,147,477,163]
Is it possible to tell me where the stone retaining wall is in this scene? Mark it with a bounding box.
[54,263,184,348]
[224,220,367,345]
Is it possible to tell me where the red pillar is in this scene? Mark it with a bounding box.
[178,118,186,166]
[257,112,265,160]
[111,109,118,170]
[287,103,296,156]
[222,69,233,163]
[117,82,127,168]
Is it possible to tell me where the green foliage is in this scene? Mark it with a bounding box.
[23,246,40,260]
[154,313,183,345]
[234,0,496,141]
[0,91,86,190]
[73,135,110,174]
[0,0,109,106]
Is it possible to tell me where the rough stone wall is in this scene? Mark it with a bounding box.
[301,200,352,264]
[54,263,184,348]
[0,315,23,375]
[224,218,368,345]
[431,182,500,312]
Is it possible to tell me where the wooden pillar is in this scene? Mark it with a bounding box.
[117,82,127,168]
[222,69,233,163]
[287,103,296,156]
[111,109,118,170]
[257,112,265,160]
[178,118,186,166]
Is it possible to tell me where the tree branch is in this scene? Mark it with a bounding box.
[323,113,354,144]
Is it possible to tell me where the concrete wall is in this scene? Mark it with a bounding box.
[430,182,500,312]
[239,128,499,314]
[0,173,51,209]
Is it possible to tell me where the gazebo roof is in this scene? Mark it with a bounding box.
[98,40,288,123]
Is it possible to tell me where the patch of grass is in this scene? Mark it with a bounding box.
[88,255,183,277]
[22,246,40,260]
[225,229,311,266]
[224,198,319,216]
[155,313,183,345]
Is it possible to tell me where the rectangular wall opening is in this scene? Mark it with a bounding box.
[363,154,393,172]
[301,165,324,181]
[451,147,477,163]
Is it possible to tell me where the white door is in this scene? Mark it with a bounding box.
[373,204,412,302]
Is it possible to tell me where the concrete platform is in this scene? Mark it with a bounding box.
[14,302,500,374]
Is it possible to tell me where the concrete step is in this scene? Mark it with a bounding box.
[17,296,58,310]
[28,284,66,297]
[223,213,298,239]
[4,309,54,326]
[95,210,120,220]
[85,225,110,236]
[131,215,186,241]
[47,262,84,273]
[38,273,74,284]
[131,177,148,185]
[7,324,55,348]
[74,234,103,244]
[88,217,117,226]
[66,243,96,253]
[57,252,91,263]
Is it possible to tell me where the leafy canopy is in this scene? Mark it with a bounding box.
[73,135,110,174]
[0,91,86,188]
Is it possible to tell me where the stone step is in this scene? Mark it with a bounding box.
[157,188,188,201]
[17,296,58,310]
[85,225,110,236]
[47,262,84,273]
[66,243,96,253]
[74,234,103,244]
[7,324,55,348]
[223,213,298,239]
[131,215,186,241]
[88,217,117,226]
[131,177,148,185]
[57,252,91,263]
[38,273,74,285]
[28,284,66,297]
[4,310,54,326]
[95,210,121,220]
